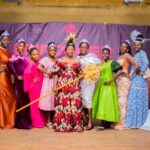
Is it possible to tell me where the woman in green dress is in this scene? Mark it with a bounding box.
[92,46,120,130]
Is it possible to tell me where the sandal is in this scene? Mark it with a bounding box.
[86,124,94,130]
[46,122,53,129]
[96,126,104,131]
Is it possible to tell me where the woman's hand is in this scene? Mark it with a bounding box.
[123,72,130,79]
[53,88,58,94]
[47,72,53,78]
[18,75,23,80]
[136,68,141,75]
[78,74,84,80]
[104,80,112,86]
[1,64,7,68]
[33,77,39,84]
[11,75,15,84]
[0,64,7,72]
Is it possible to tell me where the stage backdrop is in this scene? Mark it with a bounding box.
[0,22,150,60]
[0,22,150,107]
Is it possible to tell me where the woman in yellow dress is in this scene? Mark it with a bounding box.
[0,30,17,129]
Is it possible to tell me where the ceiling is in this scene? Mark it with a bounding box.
[2,0,150,7]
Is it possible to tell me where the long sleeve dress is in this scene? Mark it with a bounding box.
[78,53,101,109]
[0,48,17,129]
[8,53,32,129]
[24,61,46,128]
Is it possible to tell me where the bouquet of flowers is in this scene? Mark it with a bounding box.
[83,64,100,82]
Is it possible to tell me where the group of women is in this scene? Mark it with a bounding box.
[0,29,149,132]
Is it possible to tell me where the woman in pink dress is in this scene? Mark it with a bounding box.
[37,42,57,128]
[24,45,45,128]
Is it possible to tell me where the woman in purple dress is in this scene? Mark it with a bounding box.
[8,39,32,129]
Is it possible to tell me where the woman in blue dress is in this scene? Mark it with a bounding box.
[125,36,149,128]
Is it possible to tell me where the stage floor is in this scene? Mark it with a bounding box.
[0,127,150,150]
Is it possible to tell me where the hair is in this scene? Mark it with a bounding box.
[102,48,110,54]
[28,47,38,55]
[119,41,132,56]
[0,30,6,40]
[0,30,5,36]
[135,34,144,44]
[137,34,144,39]
[65,38,75,51]
[79,42,89,49]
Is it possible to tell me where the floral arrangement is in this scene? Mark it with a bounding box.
[83,64,100,82]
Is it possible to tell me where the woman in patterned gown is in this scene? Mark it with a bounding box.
[52,38,84,132]
[112,41,138,130]
[125,36,149,128]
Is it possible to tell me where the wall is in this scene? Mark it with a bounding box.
[0,0,150,25]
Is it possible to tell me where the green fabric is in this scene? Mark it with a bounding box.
[92,60,120,122]
[111,61,121,72]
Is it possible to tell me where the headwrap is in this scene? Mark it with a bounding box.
[130,30,147,43]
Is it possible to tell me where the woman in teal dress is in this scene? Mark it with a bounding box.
[92,46,120,130]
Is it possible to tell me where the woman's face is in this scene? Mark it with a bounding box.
[102,49,110,61]
[17,42,25,53]
[48,47,57,58]
[120,43,128,54]
[0,36,10,48]
[134,41,142,52]
[31,49,40,61]
[80,43,89,55]
[66,46,75,57]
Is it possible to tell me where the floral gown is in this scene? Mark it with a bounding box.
[52,59,84,132]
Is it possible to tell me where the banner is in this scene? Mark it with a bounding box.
[0,22,150,60]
